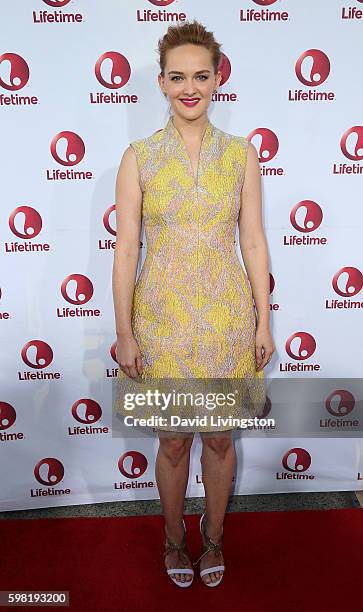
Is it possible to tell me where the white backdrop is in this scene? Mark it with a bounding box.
[1,0,362,511]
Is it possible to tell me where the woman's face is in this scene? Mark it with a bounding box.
[159,43,221,121]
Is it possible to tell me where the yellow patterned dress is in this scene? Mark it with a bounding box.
[115,115,265,432]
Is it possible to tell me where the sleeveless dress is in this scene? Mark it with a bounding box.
[114,115,266,433]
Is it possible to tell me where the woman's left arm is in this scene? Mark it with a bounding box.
[238,141,275,371]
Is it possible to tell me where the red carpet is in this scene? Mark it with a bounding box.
[1,508,362,611]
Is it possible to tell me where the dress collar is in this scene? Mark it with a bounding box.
[163,114,214,185]
[164,114,214,146]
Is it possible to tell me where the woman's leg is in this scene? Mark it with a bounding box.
[156,430,194,583]
[199,430,235,585]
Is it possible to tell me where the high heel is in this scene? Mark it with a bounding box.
[164,518,194,588]
[193,513,225,587]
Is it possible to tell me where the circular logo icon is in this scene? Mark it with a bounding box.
[290,201,323,233]
[218,53,231,87]
[326,390,355,417]
[21,340,53,369]
[103,205,116,236]
[8,206,43,239]
[0,402,16,430]
[269,273,275,295]
[148,0,176,6]
[95,52,131,89]
[332,267,363,297]
[43,0,72,6]
[118,451,148,479]
[248,128,279,163]
[285,332,316,361]
[282,448,311,472]
[60,274,94,305]
[71,399,102,424]
[253,0,279,5]
[110,341,118,363]
[34,458,65,486]
[295,50,330,87]
[50,131,85,166]
[0,53,29,91]
[340,126,363,161]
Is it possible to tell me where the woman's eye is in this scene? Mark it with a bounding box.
[170,75,208,81]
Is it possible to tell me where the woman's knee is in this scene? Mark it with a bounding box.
[201,433,233,459]
[158,435,193,465]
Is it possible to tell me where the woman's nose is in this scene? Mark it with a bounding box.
[182,81,196,95]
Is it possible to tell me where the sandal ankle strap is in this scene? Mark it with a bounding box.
[193,515,224,567]
[203,534,223,556]
[201,514,223,549]
[164,535,186,554]
[164,534,192,572]
[164,527,188,557]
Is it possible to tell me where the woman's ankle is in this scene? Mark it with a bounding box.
[203,514,224,542]
[164,517,185,540]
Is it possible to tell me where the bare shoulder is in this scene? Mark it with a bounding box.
[122,144,137,164]
[246,139,258,158]
[244,141,261,186]
[115,145,138,183]
[115,143,141,200]
[246,141,260,174]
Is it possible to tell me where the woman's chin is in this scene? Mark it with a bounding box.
[171,104,207,119]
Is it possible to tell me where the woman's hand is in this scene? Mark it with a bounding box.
[255,322,275,371]
[116,332,144,380]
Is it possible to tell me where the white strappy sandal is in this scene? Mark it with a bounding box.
[164,518,194,588]
[193,513,225,587]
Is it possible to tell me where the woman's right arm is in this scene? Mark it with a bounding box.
[112,145,144,379]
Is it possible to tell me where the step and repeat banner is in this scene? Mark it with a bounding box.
[1,0,362,511]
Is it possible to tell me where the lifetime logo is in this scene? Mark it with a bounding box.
[68,399,109,436]
[90,52,140,105]
[19,340,61,381]
[31,457,71,498]
[326,267,363,310]
[47,132,93,181]
[240,0,289,22]
[0,53,39,107]
[136,0,187,23]
[57,274,101,318]
[320,389,359,430]
[32,0,84,24]
[5,206,50,254]
[341,1,363,21]
[248,129,282,177]
[0,401,24,442]
[0,287,10,321]
[333,126,363,175]
[98,205,117,251]
[284,201,327,247]
[212,53,239,104]
[269,273,280,313]
[108,341,122,378]
[276,448,315,480]
[114,451,154,491]
[281,332,320,373]
[289,50,335,102]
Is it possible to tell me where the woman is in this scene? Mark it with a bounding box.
[112,20,275,588]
